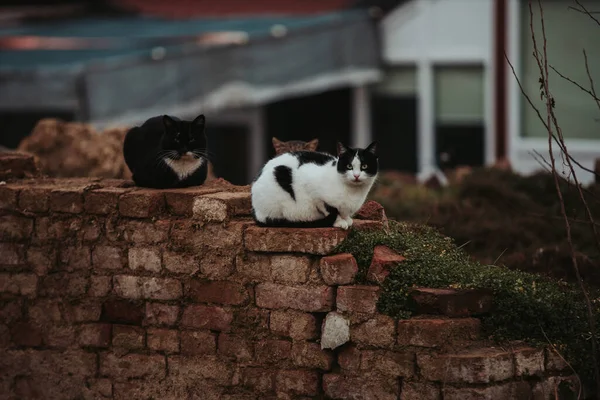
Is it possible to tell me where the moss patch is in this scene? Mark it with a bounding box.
[334,220,600,384]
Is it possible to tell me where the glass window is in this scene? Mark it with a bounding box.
[373,66,417,96]
[520,0,600,139]
[434,65,485,124]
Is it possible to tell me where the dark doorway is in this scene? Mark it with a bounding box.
[0,110,75,149]
[436,124,485,169]
[206,124,250,186]
[265,88,352,158]
[370,94,418,173]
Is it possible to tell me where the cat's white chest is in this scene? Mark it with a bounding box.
[164,154,204,180]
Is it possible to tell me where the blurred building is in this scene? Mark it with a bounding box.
[0,0,598,184]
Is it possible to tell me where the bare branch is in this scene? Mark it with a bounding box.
[582,49,600,113]
[549,64,600,104]
[573,0,600,26]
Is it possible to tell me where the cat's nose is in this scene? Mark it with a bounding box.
[353,174,360,180]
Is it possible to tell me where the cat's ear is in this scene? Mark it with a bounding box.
[307,138,319,151]
[272,137,282,146]
[337,142,350,156]
[163,115,177,134]
[192,114,206,129]
[365,141,377,155]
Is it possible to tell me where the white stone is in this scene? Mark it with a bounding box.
[321,312,350,350]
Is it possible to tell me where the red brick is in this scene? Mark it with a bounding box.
[545,347,569,372]
[112,325,145,349]
[92,246,125,270]
[163,252,198,275]
[255,339,292,364]
[367,245,406,283]
[0,185,18,210]
[236,253,273,281]
[40,272,87,297]
[409,288,493,317]
[44,326,76,348]
[59,246,91,271]
[232,308,270,333]
[81,220,102,242]
[418,348,515,383]
[0,152,37,179]
[119,189,165,218]
[240,367,276,393]
[145,303,179,326]
[89,276,112,297]
[34,216,82,242]
[181,304,233,331]
[113,275,182,300]
[27,246,56,276]
[128,247,161,273]
[187,280,248,305]
[355,200,387,221]
[513,346,544,377]
[218,333,253,361]
[443,381,532,400]
[397,318,480,348]
[336,285,380,314]
[19,187,49,212]
[84,188,124,215]
[199,252,235,279]
[352,315,396,348]
[27,299,61,325]
[170,220,245,250]
[101,299,144,325]
[11,321,43,347]
[319,253,358,285]
[361,350,415,377]
[269,310,319,340]
[100,353,166,381]
[256,283,333,312]
[276,369,319,396]
[352,219,386,231]
[0,243,25,267]
[401,382,441,400]
[112,220,169,244]
[291,341,334,370]
[192,191,252,222]
[164,187,218,216]
[180,330,216,355]
[147,328,179,353]
[270,255,312,284]
[244,226,348,255]
[49,188,84,213]
[65,300,102,322]
[0,215,33,240]
[168,355,233,386]
[0,273,38,296]
[78,323,112,348]
[323,374,399,400]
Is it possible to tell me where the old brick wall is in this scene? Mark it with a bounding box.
[0,173,579,399]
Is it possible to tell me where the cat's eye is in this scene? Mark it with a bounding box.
[361,164,368,170]
[346,164,353,170]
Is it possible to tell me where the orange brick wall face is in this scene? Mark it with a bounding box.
[0,177,578,399]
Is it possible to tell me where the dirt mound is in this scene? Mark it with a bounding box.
[18,119,132,179]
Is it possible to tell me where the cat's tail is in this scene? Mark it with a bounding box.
[252,206,339,229]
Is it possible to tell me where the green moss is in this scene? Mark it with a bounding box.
[334,220,600,384]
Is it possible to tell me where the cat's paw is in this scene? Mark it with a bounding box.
[344,217,353,227]
[333,217,350,230]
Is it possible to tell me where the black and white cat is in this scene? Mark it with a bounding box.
[251,142,378,229]
[123,114,209,189]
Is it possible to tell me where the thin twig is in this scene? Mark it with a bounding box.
[540,325,583,399]
[549,64,600,104]
[573,0,600,26]
[583,49,600,113]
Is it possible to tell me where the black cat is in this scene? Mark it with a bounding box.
[123,114,209,189]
